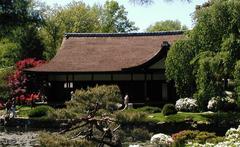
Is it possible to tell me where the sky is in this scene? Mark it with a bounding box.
[41,0,207,32]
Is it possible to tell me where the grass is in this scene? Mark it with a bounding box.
[16,105,32,117]
[1,105,48,118]
[0,109,5,116]
[146,111,240,124]
[147,112,212,123]
[3,105,240,125]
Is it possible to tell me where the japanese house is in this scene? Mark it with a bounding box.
[26,31,183,105]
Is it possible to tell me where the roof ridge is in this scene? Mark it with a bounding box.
[64,30,184,38]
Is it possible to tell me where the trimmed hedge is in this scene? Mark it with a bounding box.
[28,105,53,118]
[162,104,177,116]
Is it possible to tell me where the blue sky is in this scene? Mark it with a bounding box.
[41,0,207,31]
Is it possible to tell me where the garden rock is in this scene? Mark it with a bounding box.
[150,133,173,145]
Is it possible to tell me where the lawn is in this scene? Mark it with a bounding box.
[147,112,212,123]
[0,106,32,118]
[0,109,4,116]
[16,105,32,117]
[2,105,240,126]
[146,111,240,124]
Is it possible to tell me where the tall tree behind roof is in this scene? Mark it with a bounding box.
[100,0,138,33]
[40,0,138,60]
[129,0,192,5]
[146,20,187,32]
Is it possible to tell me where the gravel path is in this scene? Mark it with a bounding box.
[0,131,40,147]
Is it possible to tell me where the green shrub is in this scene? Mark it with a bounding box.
[46,85,122,119]
[115,129,127,142]
[162,104,177,116]
[38,132,95,147]
[172,130,220,146]
[234,61,240,107]
[28,105,54,118]
[137,106,161,113]
[131,128,151,141]
[115,109,147,125]
[67,85,122,113]
[47,108,80,119]
[0,67,13,102]
[172,130,197,146]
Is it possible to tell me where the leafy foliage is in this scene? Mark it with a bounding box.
[234,61,240,106]
[115,109,147,125]
[15,26,45,60]
[100,0,138,33]
[0,0,42,37]
[166,0,240,110]
[0,38,20,68]
[0,0,46,64]
[0,67,13,101]
[131,128,151,141]
[8,58,45,104]
[47,108,80,120]
[162,104,177,116]
[172,130,220,146]
[48,85,122,146]
[28,105,54,118]
[69,85,122,113]
[137,106,161,113]
[48,85,122,119]
[207,96,238,112]
[146,20,187,32]
[40,0,138,60]
[165,39,196,98]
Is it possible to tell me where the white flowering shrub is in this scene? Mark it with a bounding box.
[175,98,198,112]
[207,96,237,112]
[150,133,173,146]
[207,96,222,111]
[224,125,240,142]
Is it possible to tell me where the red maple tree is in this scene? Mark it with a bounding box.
[8,58,45,105]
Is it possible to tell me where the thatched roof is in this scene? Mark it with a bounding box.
[27,31,183,73]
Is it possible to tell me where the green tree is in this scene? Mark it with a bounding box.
[101,0,138,33]
[0,38,20,68]
[41,0,138,60]
[129,0,192,5]
[40,1,101,60]
[0,67,13,102]
[192,51,230,108]
[0,0,42,37]
[18,26,45,60]
[165,39,195,98]
[234,61,240,106]
[165,0,240,110]
[0,0,45,60]
[146,20,187,32]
